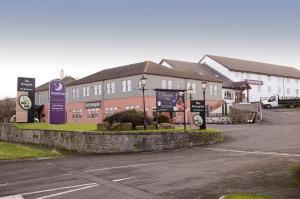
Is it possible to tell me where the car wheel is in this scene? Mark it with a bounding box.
[267,104,271,109]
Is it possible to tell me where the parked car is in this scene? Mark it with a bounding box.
[10,115,39,123]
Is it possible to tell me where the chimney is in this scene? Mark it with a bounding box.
[60,69,65,80]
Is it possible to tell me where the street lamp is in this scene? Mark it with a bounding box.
[201,81,207,130]
[188,84,193,101]
[140,76,147,130]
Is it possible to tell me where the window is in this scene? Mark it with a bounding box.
[87,108,99,118]
[287,88,290,94]
[72,88,76,98]
[72,109,82,118]
[125,106,130,110]
[76,88,80,98]
[278,77,281,82]
[111,82,115,93]
[98,84,101,95]
[287,78,290,83]
[224,91,233,100]
[246,73,250,78]
[94,85,98,95]
[257,75,261,80]
[296,89,299,96]
[83,87,86,97]
[86,87,90,96]
[268,96,276,102]
[268,86,271,93]
[278,87,281,94]
[122,80,132,92]
[162,80,167,89]
[122,80,126,92]
[268,76,271,81]
[106,83,111,94]
[209,85,213,95]
[257,85,262,92]
[235,72,239,78]
[213,85,218,95]
[127,80,131,91]
[192,83,196,93]
[167,80,172,89]
[187,82,191,92]
[296,79,299,84]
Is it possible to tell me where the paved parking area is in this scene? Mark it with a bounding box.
[1,109,300,199]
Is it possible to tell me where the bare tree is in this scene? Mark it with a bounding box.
[0,97,16,123]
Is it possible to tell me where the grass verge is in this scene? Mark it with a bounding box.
[0,142,62,160]
[222,194,273,199]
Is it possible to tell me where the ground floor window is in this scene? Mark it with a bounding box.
[224,91,233,100]
[72,109,82,118]
[87,108,99,118]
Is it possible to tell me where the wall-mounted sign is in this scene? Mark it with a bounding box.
[190,100,205,112]
[49,80,66,124]
[85,101,101,109]
[155,89,185,112]
[192,114,203,126]
[16,77,35,123]
[244,79,263,85]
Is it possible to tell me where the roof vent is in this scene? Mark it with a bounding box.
[199,72,204,75]
[215,74,220,78]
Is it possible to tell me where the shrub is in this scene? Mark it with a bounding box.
[153,114,170,124]
[109,123,132,131]
[104,110,152,129]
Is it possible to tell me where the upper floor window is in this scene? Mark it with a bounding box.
[122,80,132,92]
[278,87,281,94]
[287,88,290,94]
[213,85,218,95]
[268,76,271,81]
[76,88,80,98]
[94,85,98,95]
[106,82,115,94]
[98,84,101,95]
[162,80,172,89]
[296,89,299,96]
[296,79,299,84]
[268,86,272,93]
[83,87,86,97]
[72,88,76,98]
[209,85,213,95]
[287,78,290,83]
[246,73,250,78]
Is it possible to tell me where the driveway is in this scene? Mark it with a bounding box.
[1,109,300,199]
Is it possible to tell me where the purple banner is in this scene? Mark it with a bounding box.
[49,80,66,124]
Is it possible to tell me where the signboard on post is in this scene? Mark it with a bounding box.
[49,80,66,124]
[16,77,35,123]
[156,89,185,112]
[190,100,205,112]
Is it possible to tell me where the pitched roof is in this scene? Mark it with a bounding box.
[67,61,222,87]
[202,55,300,79]
[161,59,236,89]
[36,76,76,92]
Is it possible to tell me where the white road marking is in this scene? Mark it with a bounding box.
[112,177,135,182]
[84,162,159,173]
[37,184,99,199]
[0,183,98,198]
[205,147,300,157]
[0,195,24,199]
[0,183,9,187]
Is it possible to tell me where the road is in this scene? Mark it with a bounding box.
[1,109,300,199]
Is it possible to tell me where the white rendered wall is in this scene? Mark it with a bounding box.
[201,56,300,102]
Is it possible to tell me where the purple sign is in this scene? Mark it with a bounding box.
[244,79,263,85]
[49,80,66,124]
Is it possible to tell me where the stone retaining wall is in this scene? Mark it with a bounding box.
[0,124,224,153]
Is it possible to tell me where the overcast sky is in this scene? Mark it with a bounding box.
[1,0,300,98]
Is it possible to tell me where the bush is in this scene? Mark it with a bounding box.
[153,114,170,124]
[109,123,132,131]
[159,123,175,129]
[104,110,152,129]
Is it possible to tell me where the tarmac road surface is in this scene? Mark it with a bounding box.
[1,109,300,199]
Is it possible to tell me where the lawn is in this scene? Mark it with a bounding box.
[222,194,273,199]
[14,123,97,132]
[14,123,222,134]
[0,142,62,160]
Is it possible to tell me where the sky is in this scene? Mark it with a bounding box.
[1,0,300,98]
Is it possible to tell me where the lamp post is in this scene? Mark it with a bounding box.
[201,81,207,130]
[188,85,193,101]
[140,76,147,130]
